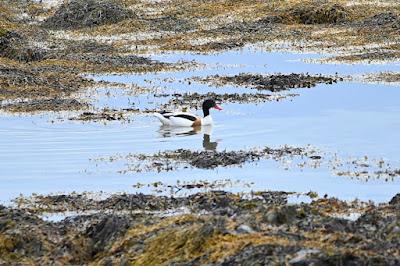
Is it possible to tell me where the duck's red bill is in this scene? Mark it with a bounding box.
[214,104,223,110]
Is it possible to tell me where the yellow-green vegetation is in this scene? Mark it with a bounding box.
[68,0,400,59]
[2,191,399,265]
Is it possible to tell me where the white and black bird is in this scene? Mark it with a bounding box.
[154,99,222,127]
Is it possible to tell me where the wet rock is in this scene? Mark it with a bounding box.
[389,193,400,205]
[43,0,133,29]
[2,191,400,264]
[323,218,354,233]
[289,249,321,265]
[286,3,349,25]
[235,224,255,234]
[85,216,131,255]
[263,205,298,225]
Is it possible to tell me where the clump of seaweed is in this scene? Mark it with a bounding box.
[158,91,296,110]
[4,191,399,265]
[0,30,46,62]
[284,3,349,25]
[195,73,339,92]
[98,146,313,173]
[1,99,87,113]
[43,0,133,29]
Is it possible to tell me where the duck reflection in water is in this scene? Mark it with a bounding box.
[157,125,218,151]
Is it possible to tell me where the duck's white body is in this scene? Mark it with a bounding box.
[154,99,221,127]
[154,111,213,127]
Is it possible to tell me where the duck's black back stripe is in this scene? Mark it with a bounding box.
[173,114,197,121]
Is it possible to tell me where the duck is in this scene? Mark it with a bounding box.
[154,99,222,127]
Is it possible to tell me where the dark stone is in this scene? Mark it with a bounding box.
[389,193,400,205]
[85,216,131,255]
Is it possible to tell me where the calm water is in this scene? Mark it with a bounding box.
[1,47,399,203]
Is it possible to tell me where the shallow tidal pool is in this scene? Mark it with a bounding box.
[1,47,400,203]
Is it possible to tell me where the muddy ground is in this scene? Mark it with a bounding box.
[1,191,399,265]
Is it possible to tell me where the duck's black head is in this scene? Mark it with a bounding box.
[202,99,222,117]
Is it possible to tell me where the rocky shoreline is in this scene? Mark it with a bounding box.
[1,191,399,265]
[1,0,399,264]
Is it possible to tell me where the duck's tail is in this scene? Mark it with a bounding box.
[153,112,171,125]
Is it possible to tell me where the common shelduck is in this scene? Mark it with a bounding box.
[154,99,222,127]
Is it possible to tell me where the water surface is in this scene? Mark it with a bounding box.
[1,48,399,203]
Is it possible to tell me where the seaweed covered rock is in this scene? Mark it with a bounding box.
[286,3,349,25]
[85,216,132,255]
[362,12,400,29]
[2,192,400,265]
[213,73,337,92]
[0,65,93,102]
[220,244,299,265]
[389,193,400,206]
[43,0,133,29]
[0,30,45,62]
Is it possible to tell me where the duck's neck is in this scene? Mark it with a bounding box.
[202,115,213,125]
[202,107,210,117]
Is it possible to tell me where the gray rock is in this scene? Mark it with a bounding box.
[236,224,255,234]
[289,249,321,264]
[389,193,400,205]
